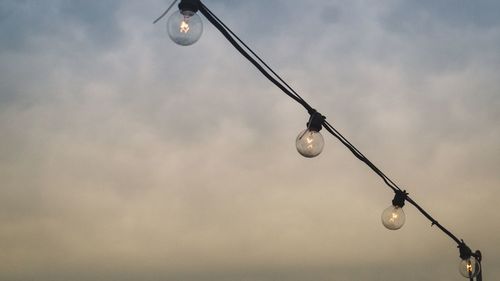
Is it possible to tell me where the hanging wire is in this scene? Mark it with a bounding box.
[153,0,179,24]
[199,4,315,113]
[200,3,309,107]
[197,1,474,250]
[322,121,399,192]
[162,0,481,274]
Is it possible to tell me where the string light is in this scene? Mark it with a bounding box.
[296,112,325,158]
[381,190,407,230]
[458,243,482,279]
[166,0,203,46]
[154,0,483,279]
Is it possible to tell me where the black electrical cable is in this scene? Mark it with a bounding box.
[201,2,405,194]
[322,122,399,192]
[324,118,463,245]
[200,3,309,106]
[406,196,461,244]
[199,5,315,114]
[153,0,178,24]
[198,0,476,254]
[199,3,399,193]
[160,0,481,276]
[323,120,401,191]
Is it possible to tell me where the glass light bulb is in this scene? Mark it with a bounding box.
[381,205,405,230]
[167,10,203,46]
[296,129,324,158]
[459,257,480,278]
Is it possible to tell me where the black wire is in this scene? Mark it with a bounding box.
[200,6,312,112]
[322,122,399,192]
[200,3,309,107]
[324,117,463,245]
[324,112,463,245]
[323,121,400,189]
[153,0,178,24]
[324,109,463,245]
[195,0,477,265]
[405,196,461,244]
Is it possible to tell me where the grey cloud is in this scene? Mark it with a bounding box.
[383,0,500,30]
[379,0,500,76]
[1,1,499,280]
[0,0,123,53]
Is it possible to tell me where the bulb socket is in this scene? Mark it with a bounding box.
[458,241,473,260]
[392,190,407,208]
[179,0,200,13]
[307,110,325,132]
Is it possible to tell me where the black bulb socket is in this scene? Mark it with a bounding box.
[307,110,325,132]
[392,189,407,208]
[458,241,473,260]
[179,0,200,13]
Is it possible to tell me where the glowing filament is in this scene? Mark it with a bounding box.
[466,261,473,273]
[180,20,190,33]
[389,212,398,222]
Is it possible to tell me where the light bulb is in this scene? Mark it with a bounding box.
[459,256,480,278]
[296,129,324,158]
[381,205,405,230]
[167,10,203,46]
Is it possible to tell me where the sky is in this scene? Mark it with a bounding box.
[1,0,499,280]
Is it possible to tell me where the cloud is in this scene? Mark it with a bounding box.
[0,1,499,280]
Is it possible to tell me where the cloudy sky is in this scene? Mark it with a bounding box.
[1,0,499,280]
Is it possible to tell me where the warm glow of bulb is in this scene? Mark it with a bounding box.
[390,213,398,222]
[296,129,324,158]
[466,262,472,272]
[381,205,405,230]
[167,10,203,46]
[459,257,480,278]
[180,20,190,33]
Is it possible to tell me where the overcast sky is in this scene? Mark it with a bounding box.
[1,1,499,280]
